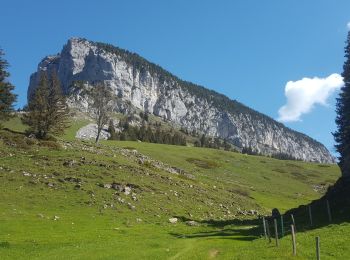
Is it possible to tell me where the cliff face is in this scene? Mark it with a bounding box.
[28,38,335,163]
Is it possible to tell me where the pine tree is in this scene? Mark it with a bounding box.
[146,126,154,142]
[139,123,146,141]
[22,71,69,139]
[120,132,126,141]
[200,134,207,147]
[47,71,70,135]
[223,139,231,151]
[334,31,350,177]
[107,119,117,140]
[194,140,201,147]
[0,48,17,126]
[155,127,161,143]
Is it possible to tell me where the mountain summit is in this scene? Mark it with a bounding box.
[28,38,335,163]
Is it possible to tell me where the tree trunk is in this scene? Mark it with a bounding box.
[95,127,102,144]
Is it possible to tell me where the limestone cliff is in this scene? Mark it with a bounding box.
[28,38,335,163]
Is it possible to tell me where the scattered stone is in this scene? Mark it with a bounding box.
[47,182,55,188]
[131,193,137,201]
[124,186,131,195]
[53,215,60,221]
[63,160,77,167]
[249,209,258,215]
[52,171,61,176]
[127,203,136,210]
[169,217,178,224]
[111,183,123,191]
[64,177,81,183]
[312,184,326,193]
[136,218,142,222]
[117,197,125,203]
[37,213,44,218]
[185,220,199,226]
[22,171,31,177]
[103,184,112,189]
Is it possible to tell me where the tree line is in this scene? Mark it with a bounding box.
[108,119,187,146]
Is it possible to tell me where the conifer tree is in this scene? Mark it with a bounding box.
[22,71,69,139]
[107,119,117,140]
[48,71,70,135]
[0,48,17,126]
[334,31,350,177]
[200,134,207,147]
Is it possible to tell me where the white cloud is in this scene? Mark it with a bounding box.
[347,22,350,30]
[278,73,343,122]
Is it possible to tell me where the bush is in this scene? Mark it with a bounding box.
[0,130,34,149]
[38,140,61,150]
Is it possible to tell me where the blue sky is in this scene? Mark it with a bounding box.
[2,0,350,153]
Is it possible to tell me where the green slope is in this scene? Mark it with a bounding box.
[0,120,346,259]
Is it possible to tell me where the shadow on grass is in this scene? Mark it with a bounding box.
[281,177,350,234]
[170,216,261,241]
[2,127,26,135]
[172,177,350,242]
[174,215,259,227]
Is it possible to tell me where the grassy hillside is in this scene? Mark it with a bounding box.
[0,119,347,259]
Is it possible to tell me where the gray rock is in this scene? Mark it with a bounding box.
[103,184,112,189]
[28,38,335,163]
[22,171,31,177]
[111,183,123,191]
[169,217,178,224]
[76,123,110,140]
[127,203,136,210]
[123,186,132,195]
[185,220,199,226]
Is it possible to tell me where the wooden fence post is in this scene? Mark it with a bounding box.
[291,214,296,232]
[266,219,272,243]
[274,218,279,247]
[308,205,313,226]
[281,215,284,237]
[316,236,320,260]
[263,217,267,239]
[291,224,296,256]
[326,200,332,223]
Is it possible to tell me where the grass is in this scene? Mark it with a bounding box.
[0,118,347,259]
[62,118,91,140]
[103,140,340,212]
[2,116,28,133]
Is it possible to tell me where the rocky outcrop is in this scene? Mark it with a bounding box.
[75,123,110,140]
[28,37,335,163]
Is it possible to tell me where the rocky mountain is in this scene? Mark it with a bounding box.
[28,37,335,163]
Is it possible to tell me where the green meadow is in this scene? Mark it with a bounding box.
[0,118,349,259]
